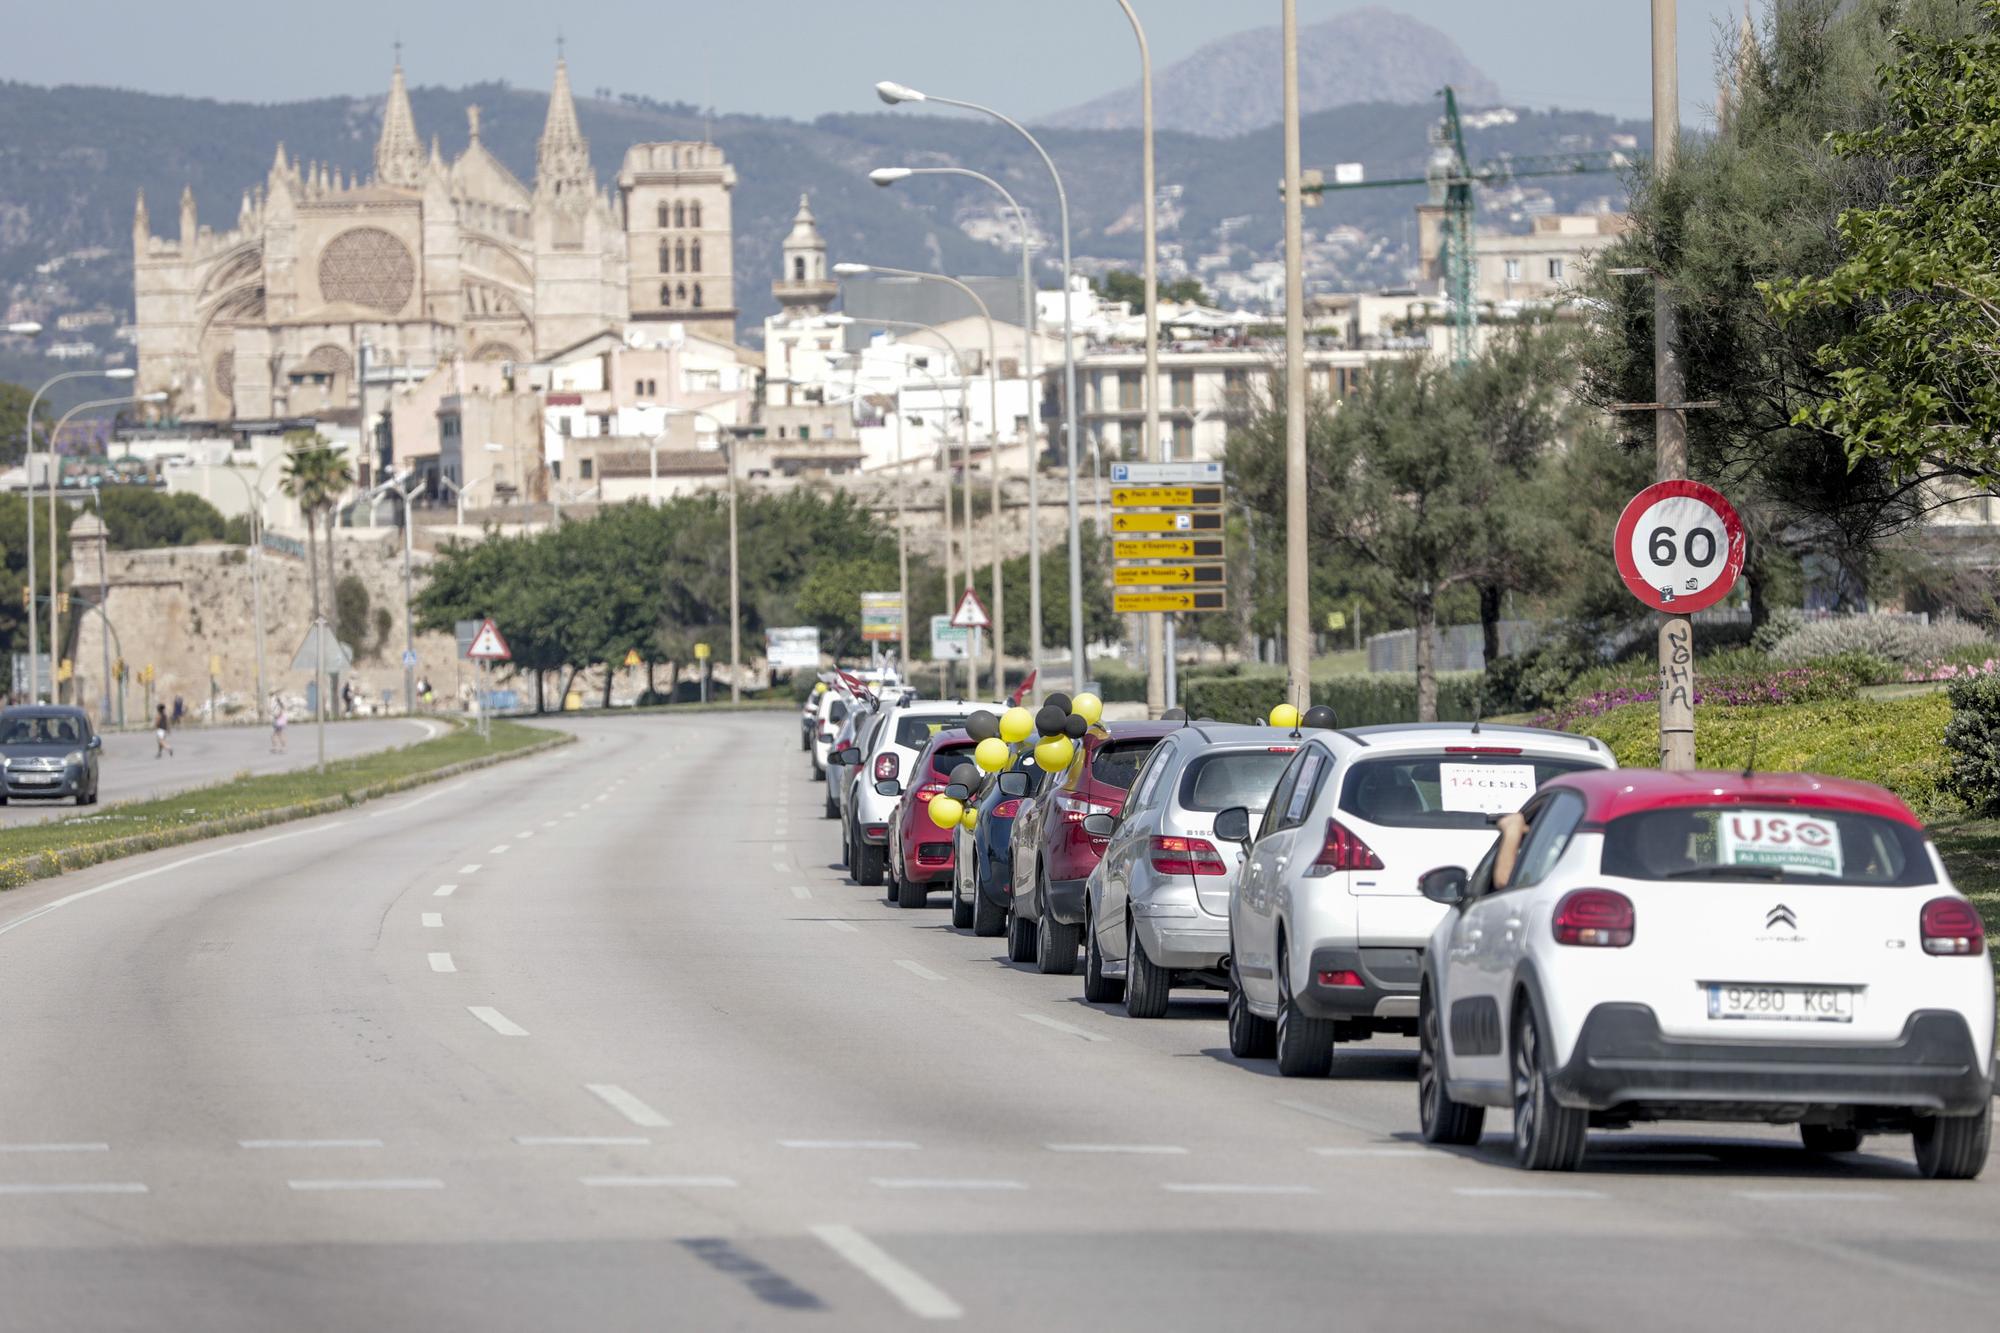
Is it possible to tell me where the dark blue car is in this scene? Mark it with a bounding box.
[951,750,1043,936]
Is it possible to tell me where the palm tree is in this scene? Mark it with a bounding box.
[279,432,355,710]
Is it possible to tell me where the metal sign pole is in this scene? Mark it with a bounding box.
[314,615,327,773]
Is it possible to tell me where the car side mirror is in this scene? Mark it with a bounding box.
[997,772,1028,798]
[87,736,102,750]
[1080,813,1117,838]
[1213,806,1252,844]
[874,779,902,796]
[833,746,861,766]
[1419,866,1470,906]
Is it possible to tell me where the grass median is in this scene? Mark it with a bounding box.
[0,717,562,889]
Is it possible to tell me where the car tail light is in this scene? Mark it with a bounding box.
[1920,898,1986,956]
[917,842,953,864]
[1267,745,1297,753]
[993,800,1021,818]
[1553,889,1634,947]
[1317,969,1363,988]
[1305,819,1384,876]
[873,753,899,782]
[864,824,887,840]
[1054,792,1116,824]
[912,784,944,804]
[1149,835,1229,876]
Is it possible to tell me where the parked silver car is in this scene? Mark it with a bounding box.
[824,699,880,822]
[1081,724,1300,1015]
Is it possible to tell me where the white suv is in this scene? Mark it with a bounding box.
[841,698,1005,888]
[1221,723,1614,1076]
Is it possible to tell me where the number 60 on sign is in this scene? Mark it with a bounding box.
[1612,480,1745,614]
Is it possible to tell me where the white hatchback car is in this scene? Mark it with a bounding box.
[841,698,1006,888]
[1416,768,1995,1177]
[1222,723,1615,1076]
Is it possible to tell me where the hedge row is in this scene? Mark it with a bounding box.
[1182,672,1487,728]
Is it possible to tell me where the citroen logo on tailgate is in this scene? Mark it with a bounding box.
[1765,904,1797,930]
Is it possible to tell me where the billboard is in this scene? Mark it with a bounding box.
[766,626,822,671]
[860,591,903,642]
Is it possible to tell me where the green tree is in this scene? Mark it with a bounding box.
[95,488,237,549]
[0,381,53,468]
[1765,0,2000,486]
[1089,269,1210,311]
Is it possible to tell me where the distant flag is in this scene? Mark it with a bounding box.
[1010,670,1037,707]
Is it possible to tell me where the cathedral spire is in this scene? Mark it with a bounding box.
[375,57,425,189]
[535,55,593,199]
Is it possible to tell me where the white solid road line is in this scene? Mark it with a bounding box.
[458,863,482,875]
[421,913,443,928]
[239,1139,384,1150]
[0,1142,109,1153]
[586,1083,671,1129]
[433,884,458,897]
[811,1223,964,1322]
[582,1175,737,1188]
[822,920,859,934]
[513,1136,651,1147]
[287,1178,445,1192]
[1453,1187,1608,1199]
[894,960,946,982]
[428,952,457,973]
[1019,1012,1108,1043]
[779,1140,920,1151]
[0,1182,148,1196]
[871,1178,1027,1191]
[1046,1143,1186,1155]
[791,885,813,900]
[467,1006,528,1036]
[365,778,464,818]
[1163,1183,1317,1195]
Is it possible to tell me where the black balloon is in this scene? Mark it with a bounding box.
[1303,705,1338,730]
[1162,708,1188,721]
[965,710,1000,742]
[1045,692,1072,714]
[950,762,980,790]
[1035,704,1065,735]
[1062,714,1088,738]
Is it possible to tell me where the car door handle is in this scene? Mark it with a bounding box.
[1464,928,1483,943]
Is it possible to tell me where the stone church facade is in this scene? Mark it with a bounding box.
[132,58,738,423]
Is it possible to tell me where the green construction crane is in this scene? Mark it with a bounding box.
[1296,86,1630,365]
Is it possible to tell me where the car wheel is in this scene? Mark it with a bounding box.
[811,763,824,780]
[1799,1124,1864,1154]
[951,866,974,930]
[1006,907,1037,963]
[894,865,926,908]
[1510,1000,1588,1171]
[1035,902,1079,976]
[1273,947,1334,1078]
[856,842,886,889]
[839,826,851,868]
[1123,929,1172,1018]
[972,879,1007,938]
[1913,1103,1991,1180]
[1418,984,1485,1146]
[1226,956,1275,1058]
[824,788,838,819]
[1084,917,1124,1004]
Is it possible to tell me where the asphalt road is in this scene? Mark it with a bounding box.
[0,711,1992,1331]
[0,717,444,825]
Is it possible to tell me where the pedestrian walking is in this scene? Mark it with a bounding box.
[171,695,184,728]
[154,703,173,758]
[341,680,355,717]
[270,696,288,753]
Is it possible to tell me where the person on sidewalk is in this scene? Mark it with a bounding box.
[270,696,288,753]
[154,703,173,759]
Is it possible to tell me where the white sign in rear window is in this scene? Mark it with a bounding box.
[1718,812,1843,876]
[1438,763,1537,814]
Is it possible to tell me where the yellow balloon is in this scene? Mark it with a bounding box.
[927,795,965,829]
[1034,734,1076,774]
[974,736,1011,773]
[813,682,828,695]
[999,706,1035,744]
[1071,692,1103,726]
[960,807,979,831]
[1269,703,1302,729]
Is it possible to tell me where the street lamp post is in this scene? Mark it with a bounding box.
[877,78,1084,698]
[664,408,741,703]
[1281,0,1312,711]
[371,472,422,713]
[441,473,494,528]
[1113,0,1168,716]
[45,391,161,705]
[834,262,1002,696]
[21,366,134,701]
[871,165,1046,696]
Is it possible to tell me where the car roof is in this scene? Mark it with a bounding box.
[1,706,87,719]
[1324,721,1611,759]
[1544,768,1923,829]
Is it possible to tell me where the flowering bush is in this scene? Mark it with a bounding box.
[1769,614,1993,667]
[1536,662,1860,731]
[1904,657,2000,684]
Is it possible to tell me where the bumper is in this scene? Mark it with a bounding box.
[1137,914,1230,970]
[1293,946,1423,1021]
[1046,876,1089,925]
[1550,1003,1994,1116]
[3,774,81,797]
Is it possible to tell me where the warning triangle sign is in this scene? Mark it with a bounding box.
[949,587,990,629]
[465,618,512,661]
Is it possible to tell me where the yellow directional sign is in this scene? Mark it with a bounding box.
[1111,511,1224,534]
[1113,563,1227,587]
[1113,537,1225,561]
[1111,485,1225,509]
[623,648,643,667]
[1113,590,1228,614]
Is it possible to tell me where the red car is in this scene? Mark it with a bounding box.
[885,729,981,910]
[1006,721,1177,973]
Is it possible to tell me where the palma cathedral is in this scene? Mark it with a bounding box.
[132,56,739,422]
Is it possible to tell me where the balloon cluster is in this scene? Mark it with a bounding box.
[923,693,1105,830]
[1267,702,1339,731]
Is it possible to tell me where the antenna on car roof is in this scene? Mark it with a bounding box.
[1471,684,1484,735]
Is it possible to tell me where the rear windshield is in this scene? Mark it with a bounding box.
[1180,750,1295,813]
[1601,806,1934,887]
[925,741,978,779]
[1340,752,1599,829]
[1088,738,1164,791]
[896,714,975,750]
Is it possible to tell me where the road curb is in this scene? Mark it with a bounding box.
[0,726,574,891]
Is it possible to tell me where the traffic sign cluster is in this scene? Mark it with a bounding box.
[1107,461,1228,615]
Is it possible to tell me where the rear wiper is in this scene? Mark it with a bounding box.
[1661,864,1786,880]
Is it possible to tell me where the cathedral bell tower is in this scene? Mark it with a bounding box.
[772,194,836,316]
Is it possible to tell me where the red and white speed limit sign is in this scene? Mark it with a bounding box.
[1613,480,1744,613]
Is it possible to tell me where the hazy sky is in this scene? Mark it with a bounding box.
[0,0,1744,124]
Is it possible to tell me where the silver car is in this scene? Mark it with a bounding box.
[824,700,880,822]
[1080,724,1300,1017]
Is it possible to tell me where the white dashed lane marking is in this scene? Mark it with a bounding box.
[895,960,946,982]
[488,845,511,855]
[811,1223,963,1321]
[1454,1187,1608,1200]
[468,1006,528,1036]
[790,885,812,900]
[422,913,443,928]
[513,1136,651,1147]
[433,884,458,897]
[240,1139,383,1150]
[1046,1143,1185,1155]
[780,1140,920,1151]
[872,1178,1026,1191]
[0,1142,108,1154]
[583,1175,736,1189]
[428,953,457,973]
[586,1084,671,1129]
[822,920,859,934]
[458,864,482,875]
[0,1182,147,1196]
[1163,1183,1316,1195]
[1019,1013,1107,1043]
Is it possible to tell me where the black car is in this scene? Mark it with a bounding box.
[0,706,102,805]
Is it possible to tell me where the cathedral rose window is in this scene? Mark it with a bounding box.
[318,227,416,313]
